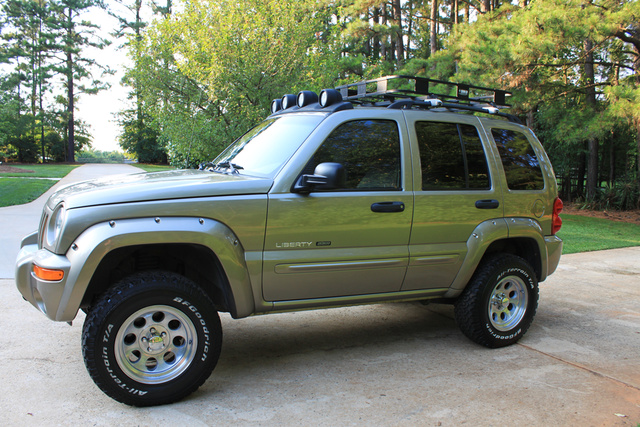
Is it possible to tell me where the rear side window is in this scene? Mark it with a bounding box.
[491,128,544,190]
[309,119,401,191]
[415,121,490,191]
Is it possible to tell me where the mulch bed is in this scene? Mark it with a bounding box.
[0,165,35,173]
[563,204,640,224]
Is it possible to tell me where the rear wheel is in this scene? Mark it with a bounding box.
[454,254,538,348]
[82,271,222,406]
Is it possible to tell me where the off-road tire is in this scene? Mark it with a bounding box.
[82,271,222,406]
[454,254,538,348]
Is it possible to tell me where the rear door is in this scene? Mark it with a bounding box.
[401,112,503,291]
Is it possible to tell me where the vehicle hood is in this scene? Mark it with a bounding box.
[48,169,274,209]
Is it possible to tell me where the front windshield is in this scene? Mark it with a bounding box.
[212,114,325,178]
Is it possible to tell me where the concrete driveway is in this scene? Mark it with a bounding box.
[1,165,639,425]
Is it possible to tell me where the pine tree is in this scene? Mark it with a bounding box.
[51,0,111,162]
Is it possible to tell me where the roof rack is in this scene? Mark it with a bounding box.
[334,75,519,123]
[336,75,511,107]
[269,75,520,123]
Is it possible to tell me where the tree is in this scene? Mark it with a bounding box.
[110,0,168,163]
[52,0,112,162]
[1,0,112,163]
[0,0,58,162]
[435,0,640,203]
[126,0,335,165]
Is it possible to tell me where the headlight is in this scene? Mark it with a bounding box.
[46,204,66,248]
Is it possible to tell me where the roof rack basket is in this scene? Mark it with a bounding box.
[336,75,511,108]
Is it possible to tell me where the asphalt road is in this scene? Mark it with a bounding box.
[1,164,639,425]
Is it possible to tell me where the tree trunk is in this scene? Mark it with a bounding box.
[453,0,459,25]
[67,50,75,163]
[584,39,598,200]
[372,8,380,60]
[430,0,438,55]
[66,7,75,163]
[609,137,615,187]
[393,0,404,65]
[380,3,387,60]
[577,144,586,198]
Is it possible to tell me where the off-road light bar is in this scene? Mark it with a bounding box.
[281,94,296,110]
[319,89,342,107]
[297,91,318,108]
[271,98,283,114]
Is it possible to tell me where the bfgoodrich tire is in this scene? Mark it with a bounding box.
[82,271,222,406]
[454,254,538,348]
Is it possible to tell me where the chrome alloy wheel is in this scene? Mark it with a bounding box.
[114,305,198,384]
[488,276,528,331]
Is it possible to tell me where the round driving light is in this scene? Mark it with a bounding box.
[281,94,296,109]
[319,89,342,107]
[271,99,282,113]
[296,90,318,107]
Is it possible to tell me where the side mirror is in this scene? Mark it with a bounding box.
[293,162,346,193]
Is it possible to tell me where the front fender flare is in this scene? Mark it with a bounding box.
[59,216,254,321]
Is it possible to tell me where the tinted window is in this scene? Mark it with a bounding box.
[416,121,490,190]
[491,128,544,190]
[309,120,401,191]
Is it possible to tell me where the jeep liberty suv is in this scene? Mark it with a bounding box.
[16,76,563,406]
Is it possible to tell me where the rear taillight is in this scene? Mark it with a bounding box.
[552,197,563,235]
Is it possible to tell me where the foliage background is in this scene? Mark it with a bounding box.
[2,0,640,208]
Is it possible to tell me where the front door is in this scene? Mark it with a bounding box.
[263,118,413,301]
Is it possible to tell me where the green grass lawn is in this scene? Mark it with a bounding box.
[0,163,173,206]
[557,214,640,254]
[0,164,81,207]
[0,164,79,178]
[0,177,59,207]
[134,164,175,172]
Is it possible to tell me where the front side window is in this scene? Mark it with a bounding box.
[491,128,544,190]
[416,121,490,191]
[308,119,401,191]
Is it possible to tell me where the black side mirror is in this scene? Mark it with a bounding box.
[293,162,346,193]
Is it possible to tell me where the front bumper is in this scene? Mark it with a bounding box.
[15,231,72,321]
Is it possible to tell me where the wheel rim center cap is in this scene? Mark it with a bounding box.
[492,293,509,309]
[141,326,168,354]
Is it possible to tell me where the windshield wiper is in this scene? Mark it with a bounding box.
[199,161,244,174]
[215,161,244,174]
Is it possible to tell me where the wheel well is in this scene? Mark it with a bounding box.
[81,244,234,315]
[482,238,542,280]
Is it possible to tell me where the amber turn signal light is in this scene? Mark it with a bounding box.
[33,265,64,281]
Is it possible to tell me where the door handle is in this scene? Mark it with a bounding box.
[475,199,500,209]
[371,202,405,213]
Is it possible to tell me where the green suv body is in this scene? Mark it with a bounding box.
[16,76,563,406]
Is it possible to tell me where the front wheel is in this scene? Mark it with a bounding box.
[82,271,222,406]
[454,254,539,348]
